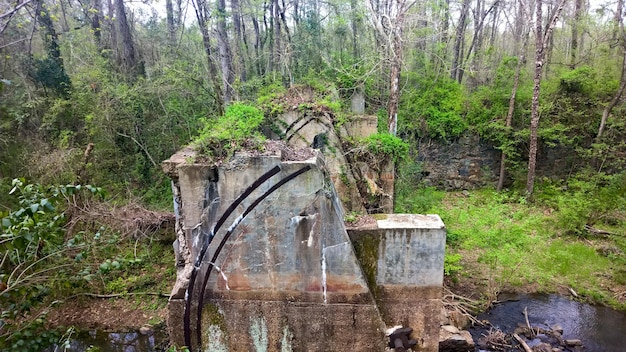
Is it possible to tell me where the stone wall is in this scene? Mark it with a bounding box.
[416,134,499,190]
[416,133,590,191]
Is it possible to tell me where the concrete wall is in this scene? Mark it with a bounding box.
[163,146,445,352]
[348,214,446,352]
[270,109,393,214]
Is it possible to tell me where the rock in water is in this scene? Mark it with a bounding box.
[439,325,475,352]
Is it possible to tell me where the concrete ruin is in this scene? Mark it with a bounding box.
[162,143,446,351]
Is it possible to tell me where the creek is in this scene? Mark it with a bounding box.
[470,293,626,352]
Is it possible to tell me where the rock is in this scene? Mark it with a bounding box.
[441,307,450,326]
[441,325,460,334]
[550,324,563,334]
[439,326,475,352]
[139,325,153,335]
[448,310,472,330]
[565,339,582,346]
[531,342,552,352]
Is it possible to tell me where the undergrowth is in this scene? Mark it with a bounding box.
[0,179,174,350]
[396,169,626,310]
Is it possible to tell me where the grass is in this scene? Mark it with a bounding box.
[398,185,626,311]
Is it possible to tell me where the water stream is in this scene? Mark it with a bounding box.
[470,293,626,351]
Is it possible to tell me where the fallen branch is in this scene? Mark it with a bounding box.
[524,306,535,337]
[584,225,619,236]
[513,333,532,352]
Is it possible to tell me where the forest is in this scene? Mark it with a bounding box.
[1,0,626,349]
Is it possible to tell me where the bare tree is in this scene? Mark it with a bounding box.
[451,0,470,82]
[526,0,567,195]
[460,0,500,85]
[217,0,234,104]
[367,0,416,135]
[191,0,225,113]
[497,0,531,191]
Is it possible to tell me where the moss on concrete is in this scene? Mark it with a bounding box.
[372,214,388,220]
[351,232,380,298]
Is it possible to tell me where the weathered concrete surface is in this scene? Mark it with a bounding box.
[273,108,393,213]
[164,146,445,352]
[202,300,385,352]
[348,214,446,352]
[164,146,387,351]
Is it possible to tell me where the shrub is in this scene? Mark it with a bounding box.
[363,133,409,163]
[399,74,467,140]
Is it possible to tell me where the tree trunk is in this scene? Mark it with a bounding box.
[526,0,543,195]
[497,22,530,191]
[451,0,470,82]
[115,0,139,78]
[252,17,263,75]
[598,0,626,140]
[366,0,413,135]
[217,0,234,105]
[91,0,103,47]
[231,0,247,82]
[267,0,274,73]
[165,0,176,44]
[388,27,403,136]
[460,0,498,85]
[351,0,359,59]
[191,0,224,113]
[489,0,499,49]
[59,0,70,32]
[35,0,71,96]
[107,0,118,58]
[527,0,567,195]
[437,0,450,69]
[597,50,626,139]
[570,0,582,68]
[273,0,281,74]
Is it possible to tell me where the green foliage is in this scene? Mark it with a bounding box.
[394,161,445,214]
[436,187,625,306]
[535,173,626,235]
[399,74,467,140]
[194,103,266,159]
[376,109,388,133]
[444,253,463,277]
[30,57,72,97]
[0,179,103,350]
[559,66,596,95]
[254,77,288,113]
[362,133,409,163]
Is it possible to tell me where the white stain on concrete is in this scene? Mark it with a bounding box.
[204,325,228,352]
[280,326,293,352]
[321,248,327,304]
[249,316,268,352]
